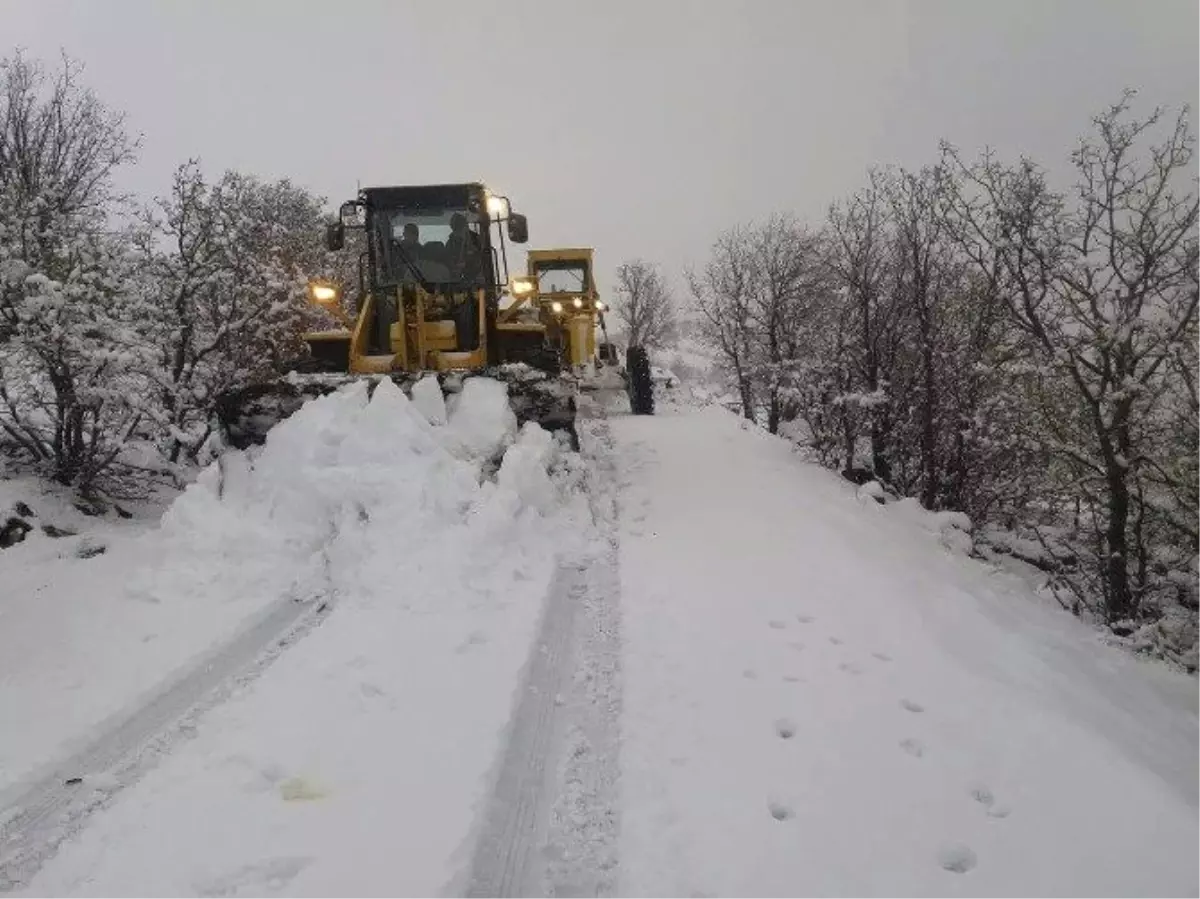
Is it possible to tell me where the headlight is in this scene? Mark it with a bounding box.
[486,195,509,217]
[595,301,605,311]
[551,301,563,314]
[310,284,338,302]
[510,276,536,296]
[573,297,583,309]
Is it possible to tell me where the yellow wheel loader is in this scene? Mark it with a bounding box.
[215,182,581,448]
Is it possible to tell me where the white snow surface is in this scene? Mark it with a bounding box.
[14,378,595,896]
[0,476,204,795]
[411,372,448,426]
[6,390,1198,897]
[612,405,1198,898]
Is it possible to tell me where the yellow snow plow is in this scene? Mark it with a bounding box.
[214,182,579,448]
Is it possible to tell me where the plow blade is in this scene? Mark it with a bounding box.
[213,365,579,452]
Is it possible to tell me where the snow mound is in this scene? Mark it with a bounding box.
[133,376,561,609]
[444,376,518,462]
[887,497,974,556]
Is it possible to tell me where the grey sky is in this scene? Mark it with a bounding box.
[4,0,1197,300]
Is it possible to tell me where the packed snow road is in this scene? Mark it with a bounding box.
[613,405,1197,897]
[1,387,1196,897]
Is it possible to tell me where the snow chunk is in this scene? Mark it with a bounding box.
[888,498,974,556]
[856,480,887,505]
[411,373,448,426]
[445,376,518,462]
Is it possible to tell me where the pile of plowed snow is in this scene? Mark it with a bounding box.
[1,376,593,812]
[135,376,588,607]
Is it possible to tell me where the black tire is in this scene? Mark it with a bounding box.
[626,345,654,415]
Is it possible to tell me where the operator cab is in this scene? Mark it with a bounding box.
[324,182,528,357]
[533,257,589,296]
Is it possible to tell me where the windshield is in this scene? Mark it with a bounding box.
[375,206,490,287]
[534,261,588,294]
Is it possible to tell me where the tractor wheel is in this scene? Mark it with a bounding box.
[626,345,654,415]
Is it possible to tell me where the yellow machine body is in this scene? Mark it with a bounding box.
[498,247,611,370]
[303,284,490,375]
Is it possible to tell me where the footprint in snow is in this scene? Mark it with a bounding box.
[899,738,926,758]
[782,674,804,683]
[971,785,1012,819]
[775,718,796,739]
[455,631,488,653]
[796,614,815,624]
[872,651,892,662]
[768,800,794,821]
[900,698,925,713]
[828,636,844,646]
[742,668,758,680]
[768,619,787,630]
[838,661,864,676]
[937,842,978,874]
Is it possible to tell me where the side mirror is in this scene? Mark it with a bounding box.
[507,212,528,245]
[325,222,345,252]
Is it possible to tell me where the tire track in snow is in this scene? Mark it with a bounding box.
[541,411,623,897]
[0,589,335,893]
[463,401,622,898]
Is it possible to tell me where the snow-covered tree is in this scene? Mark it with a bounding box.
[133,161,331,462]
[689,226,760,420]
[825,170,905,477]
[943,92,1199,624]
[614,259,676,349]
[0,51,146,491]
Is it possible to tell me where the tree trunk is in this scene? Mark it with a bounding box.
[738,376,756,422]
[920,337,938,509]
[1104,466,1132,622]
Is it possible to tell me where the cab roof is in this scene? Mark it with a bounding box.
[360,183,488,209]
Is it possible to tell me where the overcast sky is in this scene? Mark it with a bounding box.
[4,0,1197,298]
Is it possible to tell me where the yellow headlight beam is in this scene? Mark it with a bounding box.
[510,276,536,297]
[486,195,510,218]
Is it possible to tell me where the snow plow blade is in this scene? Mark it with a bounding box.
[213,365,579,451]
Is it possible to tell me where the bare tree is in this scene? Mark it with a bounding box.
[689,227,759,420]
[826,170,904,478]
[614,259,676,348]
[943,92,1199,622]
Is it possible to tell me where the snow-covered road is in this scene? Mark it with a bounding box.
[2,389,1196,897]
[612,405,1198,897]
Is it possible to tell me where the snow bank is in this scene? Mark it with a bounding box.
[22,377,598,896]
